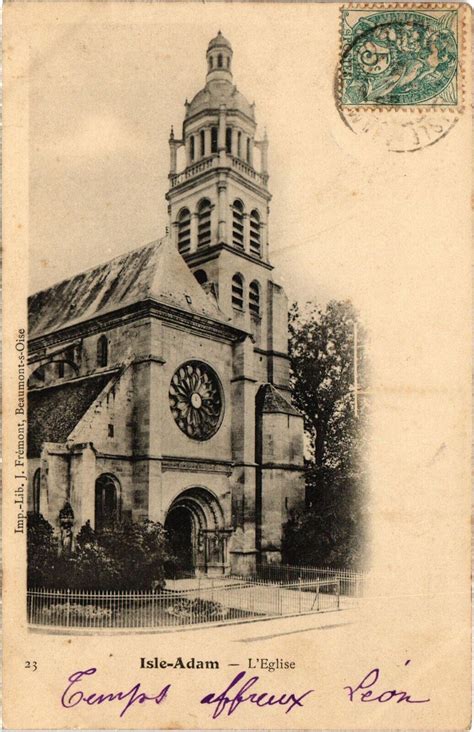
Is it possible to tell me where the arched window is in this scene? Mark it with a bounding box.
[200,129,205,157]
[211,126,218,154]
[231,274,244,311]
[95,474,120,531]
[246,137,251,162]
[226,127,232,154]
[177,208,191,253]
[226,56,230,68]
[197,199,212,247]
[57,361,65,378]
[218,54,223,68]
[33,468,41,514]
[232,200,245,249]
[194,269,208,285]
[250,209,261,256]
[249,280,261,317]
[190,135,195,162]
[97,335,108,367]
[209,56,214,69]
[237,131,242,158]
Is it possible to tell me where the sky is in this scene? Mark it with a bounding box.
[27,3,464,316]
[27,5,375,306]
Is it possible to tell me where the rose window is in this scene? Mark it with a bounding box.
[169,361,223,440]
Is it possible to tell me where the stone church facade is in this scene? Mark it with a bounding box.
[27,32,305,576]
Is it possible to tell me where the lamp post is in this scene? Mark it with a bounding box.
[351,319,368,418]
[353,320,359,418]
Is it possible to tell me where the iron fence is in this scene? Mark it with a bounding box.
[240,564,367,597]
[27,578,340,630]
[171,565,366,598]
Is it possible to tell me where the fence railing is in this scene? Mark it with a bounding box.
[234,564,367,598]
[27,578,340,630]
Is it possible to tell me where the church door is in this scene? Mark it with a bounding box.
[165,505,194,575]
[164,487,228,576]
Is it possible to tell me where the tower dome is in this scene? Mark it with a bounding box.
[207,30,232,52]
[185,85,255,121]
[184,32,255,122]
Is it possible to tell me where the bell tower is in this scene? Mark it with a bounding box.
[166,32,289,396]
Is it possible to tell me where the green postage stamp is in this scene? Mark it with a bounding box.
[340,5,460,107]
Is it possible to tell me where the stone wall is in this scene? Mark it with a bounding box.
[27,300,303,575]
[258,410,305,564]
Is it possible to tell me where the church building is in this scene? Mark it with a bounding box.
[27,32,305,576]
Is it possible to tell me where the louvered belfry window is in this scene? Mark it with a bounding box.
[231,274,244,311]
[177,208,191,254]
[250,209,261,256]
[197,199,212,247]
[249,280,260,317]
[232,200,245,249]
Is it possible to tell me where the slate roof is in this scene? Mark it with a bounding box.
[27,372,116,457]
[257,383,301,416]
[28,237,230,339]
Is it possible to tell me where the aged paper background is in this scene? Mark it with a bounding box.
[3,1,472,728]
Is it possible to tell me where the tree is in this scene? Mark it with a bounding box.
[285,300,369,570]
[64,525,122,590]
[27,512,59,587]
[27,517,174,590]
[282,466,367,569]
[289,299,366,468]
[94,519,173,590]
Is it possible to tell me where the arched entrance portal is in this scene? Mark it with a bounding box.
[164,487,230,577]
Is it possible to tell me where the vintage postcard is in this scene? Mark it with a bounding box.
[2,1,472,729]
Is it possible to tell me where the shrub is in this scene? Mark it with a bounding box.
[282,464,367,570]
[27,512,60,587]
[165,597,229,621]
[27,516,174,590]
[40,603,113,621]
